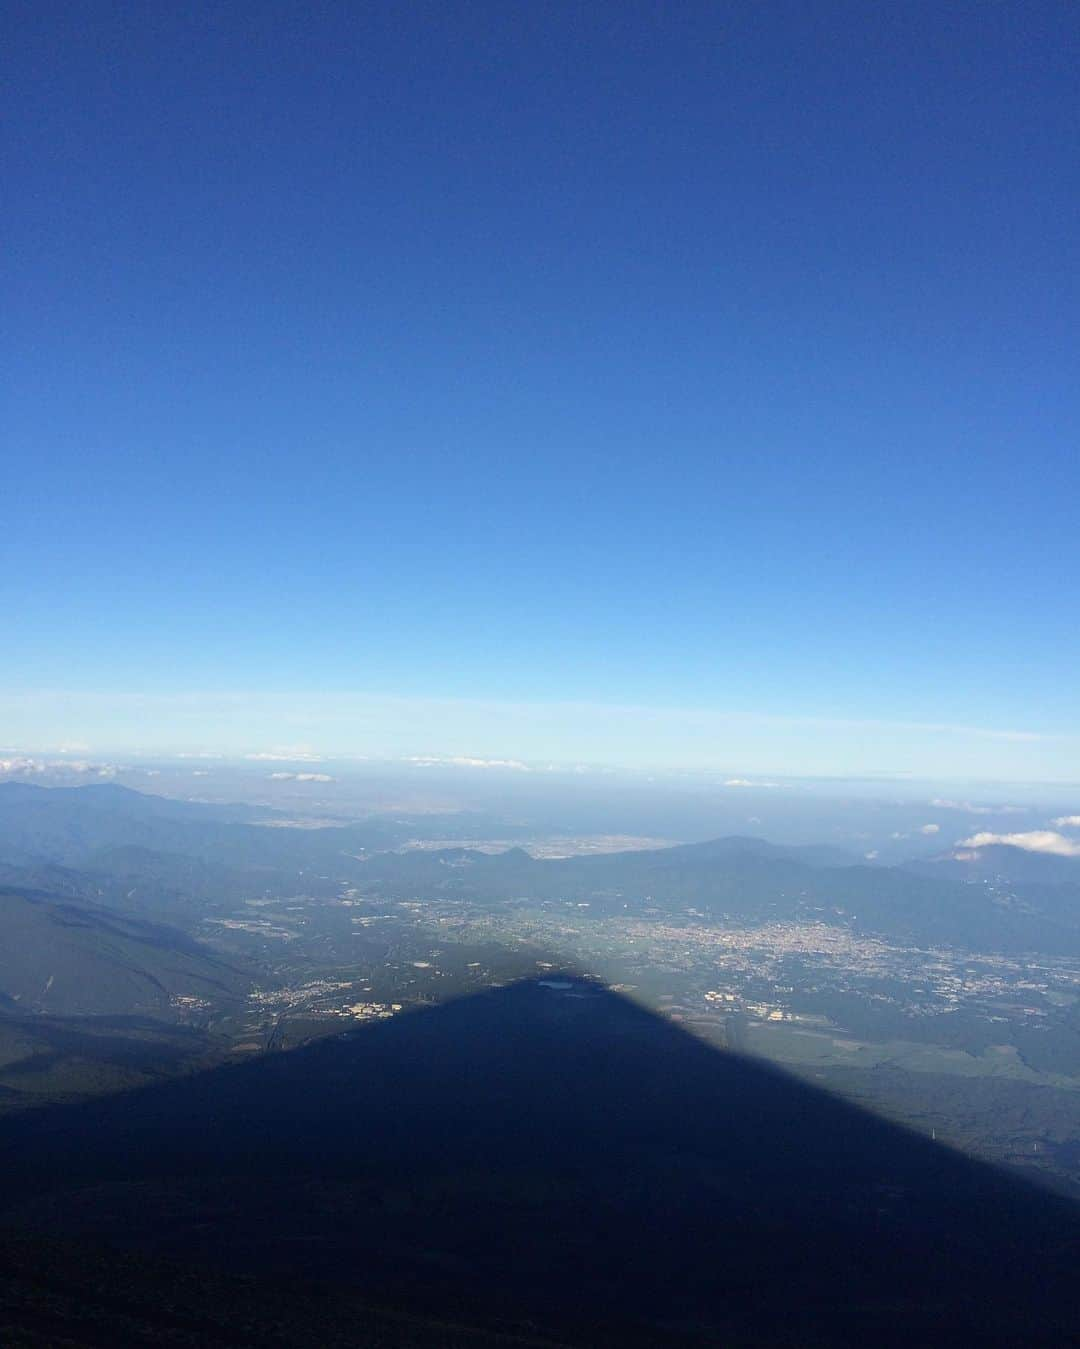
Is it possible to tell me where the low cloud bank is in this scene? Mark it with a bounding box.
[246,751,325,763]
[0,757,118,778]
[957,830,1080,858]
[403,756,530,771]
[890,823,941,841]
[932,798,1028,815]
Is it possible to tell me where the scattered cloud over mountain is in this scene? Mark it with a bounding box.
[890,823,941,840]
[246,749,325,762]
[403,756,531,771]
[931,798,1028,815]
[957,830,1080,858]
[268,771,335,782]
[1052,815,1080,828]
[0,757,119,779]
[0,757,46,775]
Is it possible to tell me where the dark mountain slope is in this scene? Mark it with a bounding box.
[0,887,250,1017]
[0,1012,230,1112]
[0,1232,569,1348]
[1,978,1077,1346]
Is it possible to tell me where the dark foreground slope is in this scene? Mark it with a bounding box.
[1,978,1078,1347]
[0,886,249,1018]
[0,884,251,1108]
[0,1233,569,1349]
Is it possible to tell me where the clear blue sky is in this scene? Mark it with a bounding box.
[4,2,1079,775]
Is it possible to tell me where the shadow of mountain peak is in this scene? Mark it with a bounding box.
[1,975,1078,1346]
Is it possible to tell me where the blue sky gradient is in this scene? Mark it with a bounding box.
[5,2,1078,774]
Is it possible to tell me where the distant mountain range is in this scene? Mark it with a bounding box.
[0,780,387,868]
[0,781,520,869]
[354,835,1080,954]
[1,783,1078,958]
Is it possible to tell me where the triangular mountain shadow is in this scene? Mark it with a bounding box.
[1,976,1078,1346]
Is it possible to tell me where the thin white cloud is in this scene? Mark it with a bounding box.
[931,799,1029,815]
[889,823,940,840]
[403,756,531,771]
[246,749,325,763]
[957,830,1080,858]
[0,757,46,775]
[268,771,335,782]
[0,757,118,778]
[1051,815,1080,828]
[67,760,118,777]
[723,778,780,788]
